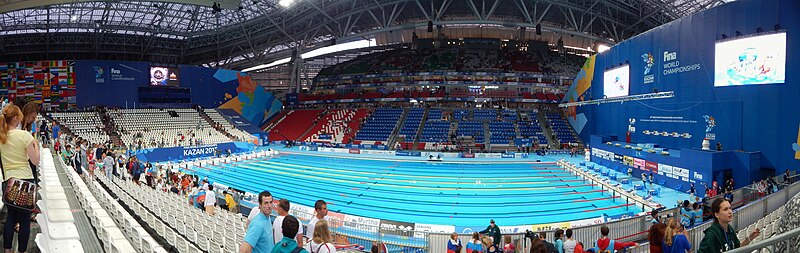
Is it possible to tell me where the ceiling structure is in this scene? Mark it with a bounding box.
[0,0,728,70]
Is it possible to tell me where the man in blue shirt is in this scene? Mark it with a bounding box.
[52,123,60,143]
[241,191,275,253]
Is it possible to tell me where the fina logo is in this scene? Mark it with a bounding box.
[642,52,655,84]
[703,115,717,140]
[662,50,701,75]
[703,115,716,133]
[693,172,703,181]
[93,66,105,83]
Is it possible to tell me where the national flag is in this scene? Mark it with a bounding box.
[61,89,76,97]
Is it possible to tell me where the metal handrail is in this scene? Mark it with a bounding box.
[727,226,800,253]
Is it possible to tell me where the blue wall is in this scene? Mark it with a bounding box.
[573,0,800,173]
[75,60,239,108]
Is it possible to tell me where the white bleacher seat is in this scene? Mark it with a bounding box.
[34,233,83,253]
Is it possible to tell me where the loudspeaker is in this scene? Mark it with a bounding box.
[427,21,433,33]
[535,23,542,35]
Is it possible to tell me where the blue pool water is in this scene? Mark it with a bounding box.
[187,152,642,227]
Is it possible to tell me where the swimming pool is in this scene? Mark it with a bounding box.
[188,152,640,227]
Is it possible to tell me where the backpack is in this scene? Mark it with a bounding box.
[595,239,614,253]
[196,193,206,204]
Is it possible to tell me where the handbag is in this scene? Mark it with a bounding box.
[0,149,38,211]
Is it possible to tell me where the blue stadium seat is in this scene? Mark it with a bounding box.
[354,108,403,141]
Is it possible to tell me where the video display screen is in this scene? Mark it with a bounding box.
[603,65,630,98]
[150,67,179,86]
[714,32,786,87]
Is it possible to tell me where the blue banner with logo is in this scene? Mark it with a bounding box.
[395,151,421,157]
[514,138,533,147]
[133,142,257,162]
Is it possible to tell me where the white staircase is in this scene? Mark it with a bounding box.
[306,109,358,143]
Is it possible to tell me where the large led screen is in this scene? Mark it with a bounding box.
[714,32,786,87]
[603,65,630,98]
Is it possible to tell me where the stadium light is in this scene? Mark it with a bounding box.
[596,44,610,53]
[278,0,294,7]
[70,15,78,21]
[242,38,376,72]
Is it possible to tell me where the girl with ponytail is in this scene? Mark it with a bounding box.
[663,218,691,253]
[0,104,40,253]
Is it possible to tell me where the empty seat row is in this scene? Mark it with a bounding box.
[58,150,167,253]
[35,148,84,253]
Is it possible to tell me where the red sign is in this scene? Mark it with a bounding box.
[462,153,475,158]
[348,148,361,154]
[646,161,658,173]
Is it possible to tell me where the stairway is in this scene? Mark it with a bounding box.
[411,108,430,150]
[448,121,459,149]
[296,110,329,142]
[198,109,236,141]
[97,110,123,146]
[538,112,559,147]
[387,108,409,149]
[483,121,490,147]
[43,113,76,138]
[304,109,359,144]
[264,110,292,131]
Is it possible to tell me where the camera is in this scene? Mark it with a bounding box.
[524,230,539,240]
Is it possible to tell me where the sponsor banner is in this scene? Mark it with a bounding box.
[501,153,516,158]
[514,153,530,158]
[442,153,460,158]
[343,214,380,233]
[692,171,705,181]
[530,222,569,232]
[623,156,634,166]
[380,220,415,235]
[645,161,658,173]
[455,226,490,234]
[290,204,316,223]
[318,147,334,152]
[633,158,646,170]
[499,225,533,234]
[331,148,350,153]
[362,150,396,155]
[326,211,346,229]
[476,153,502,158]
[348,148,361,154]
[318,134,332,139]
[395,151,421,157]
[591,148,614,160]
[658,164,673,177]
[413,223,455,238]
[568,216,605,228]
[461,153,475,158]
[672,166,689,182]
